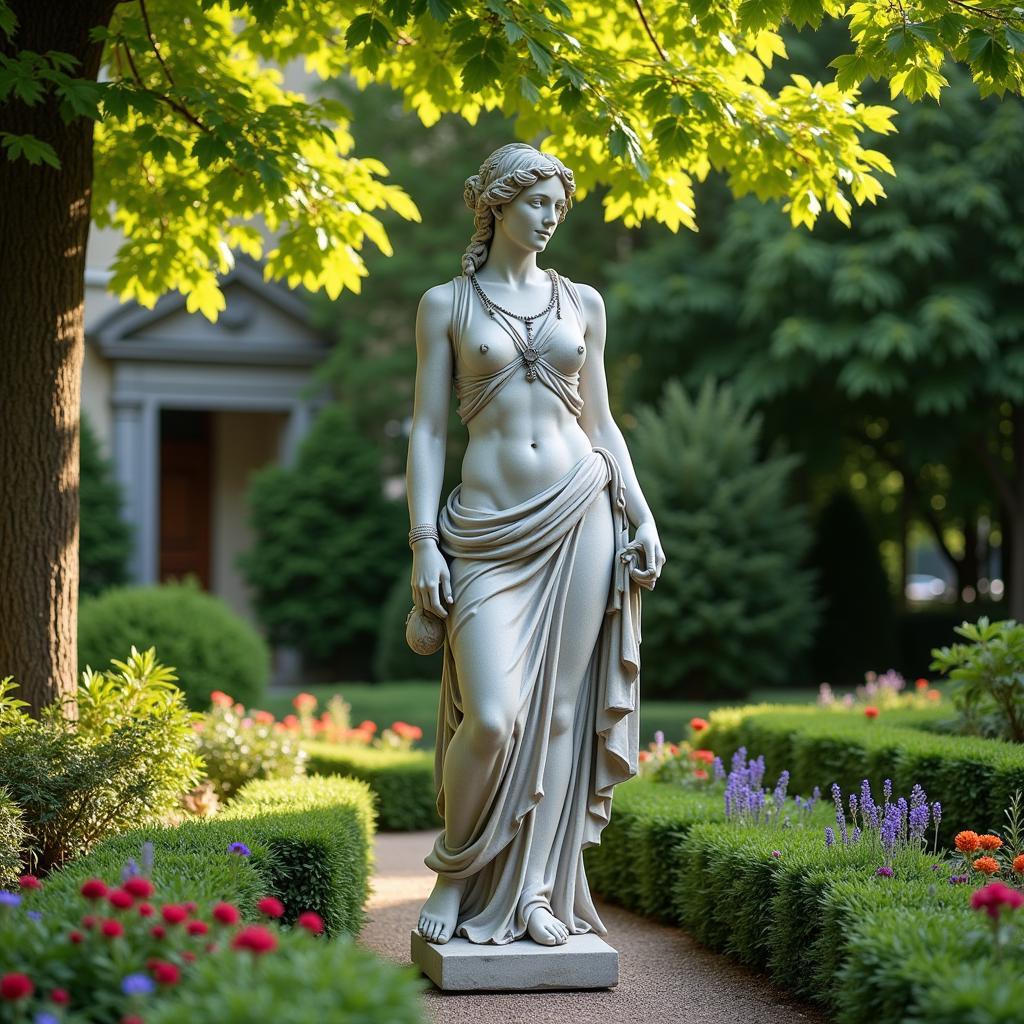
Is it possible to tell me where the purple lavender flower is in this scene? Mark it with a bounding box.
[909,803,930,843]
[851,827,862,844]
[931,801,942,827]
[771,850,782,858]
[909,783,927,809]
[27,910,42,921]
[825,827,835,848]
[880,805,901,854]
[712,756,726,782]
[812,785,822,802]
[876,865,894,877]
[949,874,969,886]
[849,792,859,825]
[773,770,790,813]
[882,777,892,806]
[121,858,140,882]
[227,841,252,857]
[141,840,154,875]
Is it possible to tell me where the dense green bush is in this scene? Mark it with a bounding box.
[627,377,820,700]
[148,934,427,1024]
[0,786,26,886]
[0,649,203,873]
[373,570,444,682]
[699,703,1024,845]
[302,741,439,831]
[238,403,407,671]
[806,489,897,686]
[79,412,132,596]
[78,577,270,709]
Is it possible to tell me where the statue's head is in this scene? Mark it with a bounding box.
[461,143,576,276]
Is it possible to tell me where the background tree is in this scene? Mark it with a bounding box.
[629,377,819,699]
[2,0,1023,711]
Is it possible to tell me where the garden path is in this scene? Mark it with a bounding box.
[360,829,829,1024]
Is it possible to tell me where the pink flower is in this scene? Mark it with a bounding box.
[100,919,124,938]
[971,881,1024,920]
[231,925,278,954]
[123,878,155,899]
[209,690,233,708]
[107,888,134,910]
[80,879,108,900]
[257,896,285,918]
[0,973,33,1000]
[17,875,41,890]
[297,911,324,934]
[212,902,240,925]
[161,903,188,924]
[186,919,209,936]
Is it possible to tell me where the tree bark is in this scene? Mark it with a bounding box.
[0,2,115,716]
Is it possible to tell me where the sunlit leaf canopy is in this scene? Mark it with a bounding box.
[1,0,1022,319]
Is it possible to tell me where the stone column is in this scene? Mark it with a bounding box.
[111,397,145,583]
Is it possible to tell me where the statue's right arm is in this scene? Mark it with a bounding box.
[406,283,455,615]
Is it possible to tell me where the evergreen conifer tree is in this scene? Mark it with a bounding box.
[630,377,819,699]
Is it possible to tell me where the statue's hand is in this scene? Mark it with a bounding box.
[411,543,453,619]
[634,521,666,585]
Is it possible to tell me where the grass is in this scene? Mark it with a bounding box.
[261,681,824,749]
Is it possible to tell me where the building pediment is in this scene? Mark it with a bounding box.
[87,257,330,367]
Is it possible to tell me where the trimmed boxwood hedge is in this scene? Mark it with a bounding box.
[302,742,439,832]
[586,778,1021,1024]
[41,774,376,937]
[700,704,1024,845]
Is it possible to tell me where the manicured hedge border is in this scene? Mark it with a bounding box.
[585,779,1022,1024]
[700,704,1024,845]
[41,774,376,937]
[302,742,440,832]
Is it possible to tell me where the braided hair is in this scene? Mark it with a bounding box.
[461,143,576,277]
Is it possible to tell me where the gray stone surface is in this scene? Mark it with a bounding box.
[410,929,618,992]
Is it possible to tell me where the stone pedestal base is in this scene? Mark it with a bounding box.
[410,929,618,992]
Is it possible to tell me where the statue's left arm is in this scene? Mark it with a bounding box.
[576,282,666,579]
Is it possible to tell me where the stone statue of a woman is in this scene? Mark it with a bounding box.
[406,142,665,950]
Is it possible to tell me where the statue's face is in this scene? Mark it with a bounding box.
[496,176,567,252]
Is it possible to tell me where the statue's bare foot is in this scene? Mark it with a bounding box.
[527,906,569,946]
[417,874,466,944]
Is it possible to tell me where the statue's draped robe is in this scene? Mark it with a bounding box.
[424,273,651,945]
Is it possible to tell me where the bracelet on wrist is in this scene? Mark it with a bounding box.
[408,524,440,548]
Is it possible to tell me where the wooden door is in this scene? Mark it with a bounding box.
[159,409,212,589]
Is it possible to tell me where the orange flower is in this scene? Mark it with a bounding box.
[926,689,941,701]
[978,834,1004,851]
[282,714,299,730]
[955,830,981,853]
[668,744,679,755]
[690,717,709,732]
[864,706,879,719]
[915,678,929,691]
[1013,854,1024,874]
[972,856,1000,875]
[693,768,709,780]
[690,749,716,764]
[209,691,233,708]
[292,692,317,712]
[358,720,378,734]
[253,710,274,724]
[639,751,652,763]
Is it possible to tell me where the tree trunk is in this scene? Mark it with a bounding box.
[0,2,114,717]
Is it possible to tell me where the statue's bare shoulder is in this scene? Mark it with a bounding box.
[570,280,606,343]
[417,280,457,347]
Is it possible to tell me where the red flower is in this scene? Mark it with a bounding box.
[231,925,278,955]
[186,919,209,936]
[161,903,188,924]
[17,874,41,890]
[183,901,197,914]
[100,919,124,938]
[297,911,324,934]
[915,677,929,690]
[50,988,70,1005]
[123,878,155,899]
[150,924,166,939]
[693,768,709,780]
[0,973,33,1000]
[212,902,240,925]
[257,896,285,918]
[182,950,196,963]
[138,902,154,917]
[205,942,218,954]
[108,888,134,910]
[68,930,84,944]
[638,751,652,762]
[151,961,180,986]
[689,717,709,732]
[81,914,97,929]
[971,880,1024,919]
[690,749,715,764]
[123,1016,144,1024]
[864,706,879,719]
[80,879,108,900]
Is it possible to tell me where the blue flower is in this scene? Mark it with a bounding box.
[27,910,42,921]
[121,858,140,882]
[35,1013,60,1024]
[121,973,156,997]
[0,891,22,907]
[228,841,252,857]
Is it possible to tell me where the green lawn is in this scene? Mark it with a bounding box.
[260,682,824,749]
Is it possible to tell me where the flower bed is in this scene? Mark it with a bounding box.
[38,774,376,938]
[585,765,1024,1023]
[700,704,1024,845]
[301,742,438,832]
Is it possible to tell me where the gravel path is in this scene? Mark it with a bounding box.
[359,830,831,1024]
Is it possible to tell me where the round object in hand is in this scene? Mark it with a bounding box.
[405,605,446,655]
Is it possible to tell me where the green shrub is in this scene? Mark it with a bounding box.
[806,489,897,686]
[79,411,132,597]
[931,616,1024,742]
[237,403,407,671]
[78,577,270,709]
[373,570,444,682]
[0,786,26,886]
[195,698,308,800]
[0,649,204,873]
[627,377,820,700]
[699,704,1024,845]
[147,933,427,1024]
[302,741,439,831]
